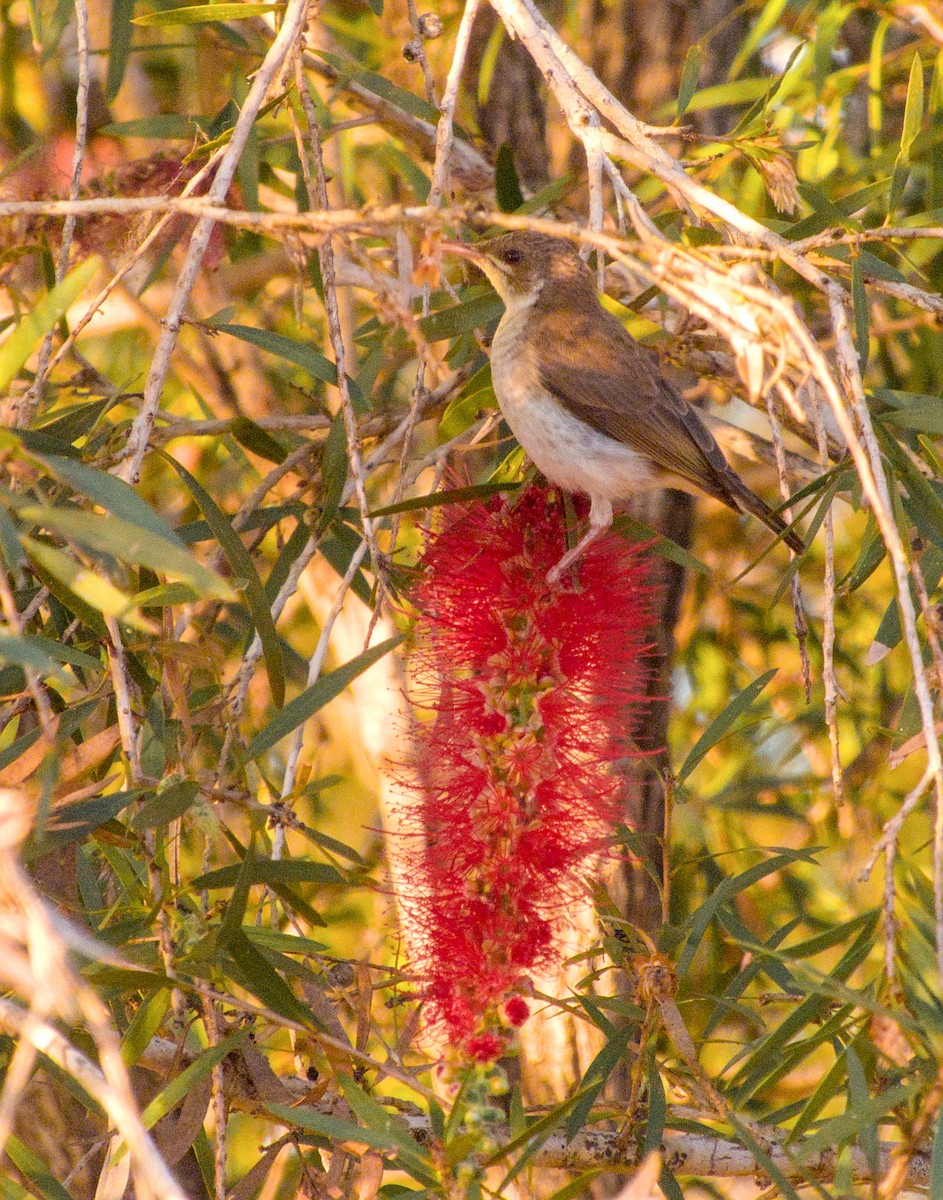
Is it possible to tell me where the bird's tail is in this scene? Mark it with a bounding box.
[718,468,806,555]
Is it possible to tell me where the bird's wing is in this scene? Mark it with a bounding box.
[534,304,733,502]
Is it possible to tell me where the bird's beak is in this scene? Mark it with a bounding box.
[440,240,491,273]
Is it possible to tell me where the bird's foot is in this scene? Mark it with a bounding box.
[546,522,606,587]
[546,547,584,588]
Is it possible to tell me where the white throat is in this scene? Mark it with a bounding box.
[496,281,542,321]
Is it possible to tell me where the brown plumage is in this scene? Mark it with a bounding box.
[446,231,804,579]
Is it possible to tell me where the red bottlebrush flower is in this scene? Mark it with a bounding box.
[397,486,656,1061]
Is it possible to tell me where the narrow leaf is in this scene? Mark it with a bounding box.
[19,506,236,602]
[141,1032,247,1128]
[224,929,316,1026]
[247,635,401,759]
[677,669,777,783]
[901,52,925,162]
[678,850,817,978]
[132,3,284,25]
[419,292,504,342]
[106,0,135,100]
[495,143,524,212]
[0,258,100,393]
[22,536,148,630]
[34,453,187,546]
[164,455,284,707]
[218,323,338,384]
[677,45,702,117]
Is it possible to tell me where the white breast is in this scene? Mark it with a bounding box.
[490,307,657,504]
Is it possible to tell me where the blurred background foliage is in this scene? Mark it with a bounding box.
[1,0,943,1196]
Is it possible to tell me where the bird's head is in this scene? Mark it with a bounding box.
[443,231,592,307]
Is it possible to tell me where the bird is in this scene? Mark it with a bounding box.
[443,230,804,583]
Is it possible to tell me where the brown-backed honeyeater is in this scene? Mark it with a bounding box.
[445,231,804,582]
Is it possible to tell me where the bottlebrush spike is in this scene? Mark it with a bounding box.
[397,486,656,1060]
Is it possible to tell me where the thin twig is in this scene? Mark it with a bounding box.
[292,57,385,608]
[0,996,187,1200]
[105,616,141,784]
[16,0,90,427]
[115,0,311,484]
[276,540,370,843]
[404,0,439,105]
[765,387,811,702]
[202,997,228,1200]
[427,0,482,208]
[807,387,844,806]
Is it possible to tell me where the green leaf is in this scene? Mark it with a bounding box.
[851,258,869,371]
[164,454,284,706]
[868,17,892,151]
[0,633,61,675]
[0,258,100,393]
[230,417,288,465]
[677,45,702,117]
[267,1105,435,1185]
[880,398,943,434]
[728,0,789,79]
[677,850,817,979]
[217,838,255,947]
[36,791,142,850]
[247,635,402,759]
[22,536,148,630]
[614,514,710,574]
[644,1055,666,1154]
[370,481,513,518]
[437,364,497,441]
[218,322,338,384]
[677,669,777,784]
[19,506,237,602]
[191,859,346,890]
[488,1090,591,1183]
[668,75,771,117]
[340,1075,434,1176]
[495,143,524,212]
[133,582,199,607]
[4,1137,73,1200]
[0,633,98,672]
[319,412,348,531]
[101,115,205,139]
[901,52,925,163]
[132,2,285,25]
[131,779,201,830]
[789,1041,850,1143]
[141,1031,247,1128]
[419,292,504,342]
[882,433,943,548]
[224,929,317,1026]
[565,1025,633,1139]
[32,397,112,446]
[798,1080,917,1159]
[332,60,440,124]
[543,1174,604,1200]
[121,988,171,1067]
[846,1044,878,1179]
[106,0,135,101]
[33,452,187,547]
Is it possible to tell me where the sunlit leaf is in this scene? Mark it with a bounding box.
[247,635,402,758]
[132,3,285,26]
[0,259,100,393]
[677,669,777,784]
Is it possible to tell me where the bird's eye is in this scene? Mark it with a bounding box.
[503,247,523,264]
